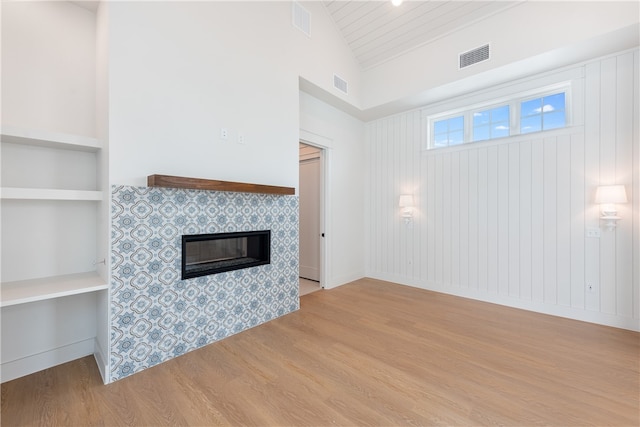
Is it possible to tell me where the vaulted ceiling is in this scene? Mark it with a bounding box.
[322,1,520,69]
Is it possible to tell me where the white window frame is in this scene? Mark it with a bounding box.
[425,82,572,150]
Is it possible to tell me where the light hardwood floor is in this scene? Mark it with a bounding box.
[299,277,322,296]
[2,278,639,426]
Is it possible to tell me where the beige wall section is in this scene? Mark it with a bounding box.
[299,143,321,282]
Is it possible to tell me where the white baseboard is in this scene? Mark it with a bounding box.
[0,338,95,383]
[367,273,640,332]
[93,339,110,384]
[326,272,365,290]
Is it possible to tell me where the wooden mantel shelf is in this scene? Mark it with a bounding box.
[147,175,295,195]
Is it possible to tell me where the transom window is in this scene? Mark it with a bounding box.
[520,92,566,134]
[426,85,569,149]
[473,105,510,142]
[433,115,464,147]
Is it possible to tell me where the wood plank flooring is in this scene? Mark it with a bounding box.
[2,278,639,426]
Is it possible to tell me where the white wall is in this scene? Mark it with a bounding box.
[105,1,367,289]
[362,1,639,111]
[1,1,96,136]
[365,49,640,331]
[107,1,361,189]
[300,92,365,288]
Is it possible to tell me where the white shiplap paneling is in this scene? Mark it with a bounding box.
[365,49,639,331]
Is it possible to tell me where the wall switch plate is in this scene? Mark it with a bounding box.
[586,227,601,238]
[220,128,228,140]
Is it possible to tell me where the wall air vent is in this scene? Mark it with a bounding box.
[333,74,348,94]
[459,43,490,69]
[292,2,310,37]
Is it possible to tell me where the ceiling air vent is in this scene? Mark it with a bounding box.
[333,74,348,94]
[459,43,490,69]
[292,2,310,37]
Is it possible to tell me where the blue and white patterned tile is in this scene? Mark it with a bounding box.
[110,185,299,381]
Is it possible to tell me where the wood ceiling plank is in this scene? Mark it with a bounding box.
[322,0,520,69]
[356,2,513,68]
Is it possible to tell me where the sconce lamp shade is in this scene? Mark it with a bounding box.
[399,194,413,208]
[595,185,628,204]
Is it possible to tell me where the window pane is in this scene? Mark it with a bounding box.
[473,111,490,126]
[491,105,509,122]
[521,115,541,134]
[433,135,449,147]
[432,115,465,148]
[543,111,565,130]
[543,93,565,112]
[521,98,542,117]
[434,120,448,134]
[449,130,464,145]
[449,116,464,131]
[473,125,490,141]
[492,123,509,138]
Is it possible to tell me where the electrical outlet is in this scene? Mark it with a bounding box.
[237,133,245,144]
[220,128,228,140]
[586,227,601,238]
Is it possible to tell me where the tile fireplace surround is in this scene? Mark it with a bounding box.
[110,185,299,381]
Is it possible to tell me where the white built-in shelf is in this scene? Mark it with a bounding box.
[0,271,108,308]
[1,126,100,152]
[1,187,103,201]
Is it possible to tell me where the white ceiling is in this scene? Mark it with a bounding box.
[322,0,520,69]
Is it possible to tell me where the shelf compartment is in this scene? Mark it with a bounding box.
[1,187,103,201]
[1,126,100,152]
[0,271,108,307]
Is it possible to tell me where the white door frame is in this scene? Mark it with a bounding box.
[299,129,331,289]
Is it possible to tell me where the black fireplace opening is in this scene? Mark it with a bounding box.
[181,230,271,280]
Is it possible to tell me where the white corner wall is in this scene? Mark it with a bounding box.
[365,49,640,331]
[300,91,365,288]
[106,1,361,189]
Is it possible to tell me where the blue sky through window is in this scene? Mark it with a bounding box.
[521,92,565,134]
[473,105,509,141]
[428,89,568,149]
[434,115,464,147]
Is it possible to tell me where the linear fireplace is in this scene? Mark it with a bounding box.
[181,230,271,280]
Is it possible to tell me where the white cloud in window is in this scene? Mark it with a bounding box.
[494,125,509,130]
[534,104,555,113]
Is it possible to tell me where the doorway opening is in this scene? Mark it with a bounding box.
[299,142,323,296]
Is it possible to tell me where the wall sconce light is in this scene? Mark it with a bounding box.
[595,184,628,230]
[399,194,414,225]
